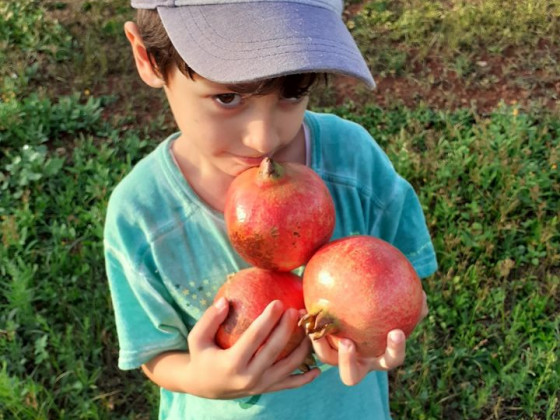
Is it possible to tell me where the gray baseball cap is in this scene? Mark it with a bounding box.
[130,0,375,88]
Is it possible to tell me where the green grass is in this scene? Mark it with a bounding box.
[1,0,559,418]
[350,0,560,76]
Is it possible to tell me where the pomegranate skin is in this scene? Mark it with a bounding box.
[224,158,335,271]
[214,267,306,360]
[300,235,424,357]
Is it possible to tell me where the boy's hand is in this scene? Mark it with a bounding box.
[185,297,320,399]
[311,329,406,386]
[310,291,429,386]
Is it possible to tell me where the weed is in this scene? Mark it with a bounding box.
[1,1,559,419]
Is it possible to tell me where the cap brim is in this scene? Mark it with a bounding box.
[157,2,375,89]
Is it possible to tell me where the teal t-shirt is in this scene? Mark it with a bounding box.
[104,111,437,419]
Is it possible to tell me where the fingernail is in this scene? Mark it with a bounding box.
[284,307,296,318]
[269,300,283,311]
[339,339,353,352]
[389,330,404,344]
[214,297,227,310]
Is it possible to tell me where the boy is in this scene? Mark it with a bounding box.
[104,0,438,418]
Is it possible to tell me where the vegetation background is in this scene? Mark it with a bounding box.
[1,0,558,418]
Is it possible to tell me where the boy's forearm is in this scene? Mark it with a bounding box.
[141,351,196,395]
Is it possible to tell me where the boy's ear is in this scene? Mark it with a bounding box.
[124,22,165,88]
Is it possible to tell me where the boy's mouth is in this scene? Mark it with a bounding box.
[234,154,270,167]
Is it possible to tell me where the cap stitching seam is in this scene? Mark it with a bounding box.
[193,6,350,48]
[188,9,362,60]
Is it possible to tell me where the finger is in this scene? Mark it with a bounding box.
[337,338,365,386]
[250,307,300,372]
[310,336,339,366]
[265,367,321,393]
[378,330,406,370]
[188,297,230,352]
[233,300,285,365]
[420,291,429,320]
[267,331,313,376]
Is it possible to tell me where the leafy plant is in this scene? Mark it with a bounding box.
[0,93,107,148]
[1,0,559,419]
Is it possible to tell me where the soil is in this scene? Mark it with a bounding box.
[330,50,559,113]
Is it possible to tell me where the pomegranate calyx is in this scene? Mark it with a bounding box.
[298,311,338,340]
[258,157,284,181]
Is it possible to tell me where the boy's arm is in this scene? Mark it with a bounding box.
[141,351,192,393]
[141,298,320,399]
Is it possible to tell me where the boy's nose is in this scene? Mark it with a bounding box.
[242,118,280,155]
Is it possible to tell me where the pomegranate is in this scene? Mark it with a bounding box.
[214,267,306,361]
[299,235,424,357]
[224,157,335,271]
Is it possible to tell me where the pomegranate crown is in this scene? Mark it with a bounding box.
[258,157,285,180]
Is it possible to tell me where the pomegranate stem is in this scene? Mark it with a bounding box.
[262,157,275,176]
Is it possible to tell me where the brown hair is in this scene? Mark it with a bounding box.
[135,9,326,96]
[136,9,194,81]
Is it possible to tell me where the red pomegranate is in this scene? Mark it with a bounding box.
[214,267,306,361]
[299,235,424,357]
[224,157,335,271]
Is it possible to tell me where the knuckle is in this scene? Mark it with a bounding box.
[222,362,241,379]
[389,354,405,369]
[236,374,258,391]
[186,334,196,349]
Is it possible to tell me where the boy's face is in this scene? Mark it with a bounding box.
[164,65,309,180]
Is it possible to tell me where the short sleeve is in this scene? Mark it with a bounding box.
[371,175,438,279]
[105,249,188,370]
[104,176,189,370]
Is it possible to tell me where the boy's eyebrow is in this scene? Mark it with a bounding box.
[224,80,276,95]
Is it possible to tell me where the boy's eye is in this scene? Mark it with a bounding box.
[280,90,309,104]
[214,93,242,107]
[281,95,306,104]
